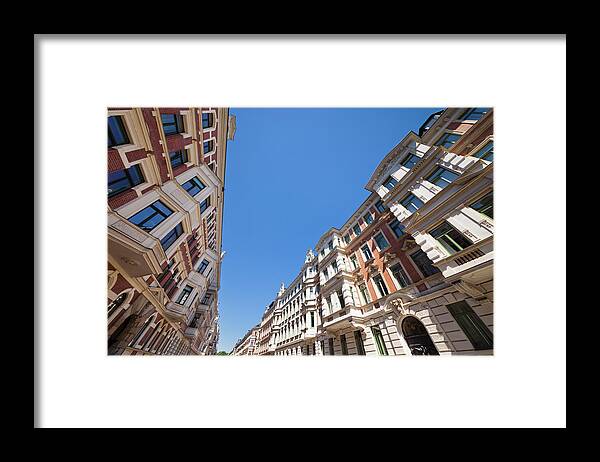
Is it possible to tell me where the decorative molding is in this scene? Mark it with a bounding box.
[452,280,487,300]
[111,219,148,244]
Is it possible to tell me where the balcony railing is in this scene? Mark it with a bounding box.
[434,236,493,279]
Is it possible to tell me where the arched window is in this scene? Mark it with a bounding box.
[129,314,156,349]
[108,315,136,354]
[107,292,128,316]
[401,316,439,355]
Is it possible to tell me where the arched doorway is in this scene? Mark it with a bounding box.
[401,316,439,355]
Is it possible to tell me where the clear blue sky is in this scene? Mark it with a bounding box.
[218,108,443,352]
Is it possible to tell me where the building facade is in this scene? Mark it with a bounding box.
[107,107,236,355]
[233,107,493,356]
[231,325,260,356]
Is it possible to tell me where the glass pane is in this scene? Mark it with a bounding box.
[141,213,166,231]
[108,169,127,183]
[473,141,494,160]
[129,165,144,185]
[193,177,206,189]
[161,113,174,124]
[108,178,130,196]
[448,228,472,249]
[108,116,128,146]
[430,222,453,239]
[153,201,173,217]
[129,207,155,225]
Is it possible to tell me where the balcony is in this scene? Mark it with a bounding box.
[433,236,493,281]
[108,213,166,277]
[322,307,363,333]
[185,326,199,339]
[187,270,208,291]
[165,301,193,322]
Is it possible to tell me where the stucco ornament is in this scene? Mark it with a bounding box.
[121,256,140,266]
[453,280,487,300]
[367,264,380,278]
[305,249,315,262]
[400,237,417,251]
[381,252,397,265]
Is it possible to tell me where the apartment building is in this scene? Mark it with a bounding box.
[231,325,260,355]
[107,107,236,355]
[232,107,493,356]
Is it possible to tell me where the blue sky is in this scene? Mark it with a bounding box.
[218,108,443,352]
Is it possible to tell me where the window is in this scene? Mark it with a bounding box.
[200,196,211,213]
[329,337,335,355]
[331,260,338,273]
[352,224,362,236]
[373,232,390,251]
[203,140,215,153]
[310,311,315,327]
[436,132,461,149]
[340,334,348,355]
[460,107,490,121]
[446,301,493,350]
[128,200,173,231]
[400,193,424,214]
[181,176,206,197]
[410,249,440,277]
[390,263,410,288]
[470,191,493,219]
[388,218,405,239]
[358,283,371,304]
[328,241,334,250]
[177,285,193,305]
[354,331,366,355]
[350,254,358,270]
[107,292,128,316]
[426,167,459,189]
[401,153,420,169]
[361,244,373,261]
[372,327,389,355]
[197,259,210,274]
[320,340,325,355]
[471,141,494,161]
[375,200,386,213]
[169,150,188,168]
[202,112,214,129]
[108,165,144,198]
[160,223,183,250]
[337,290,345,308]
[161,113,185,136]
[343,234,350,244]
[108,116,130,147]
[202,293,212,305]
[419,113,441,135]
[430,221,473,255]
[373,274,389,297]
[383,176,398,190]
[363,212,373,225]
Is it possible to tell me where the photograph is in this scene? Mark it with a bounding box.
[107,107,493,357]
[36,35,565,429]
